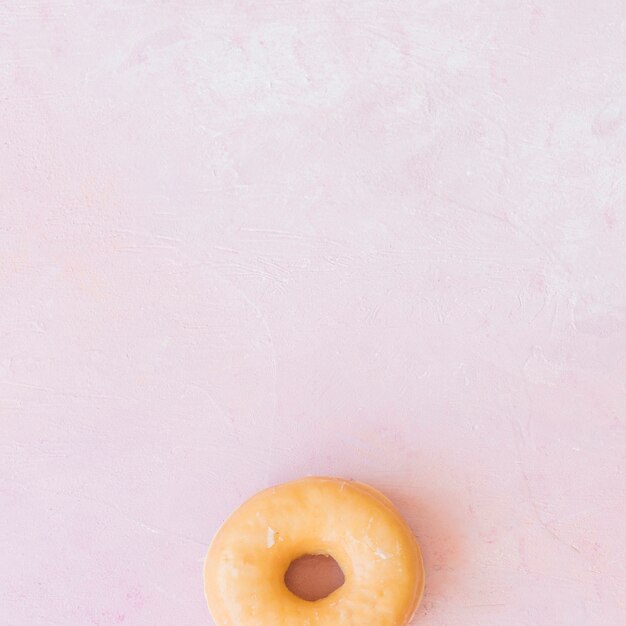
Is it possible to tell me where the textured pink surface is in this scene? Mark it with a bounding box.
[2,2,625,624]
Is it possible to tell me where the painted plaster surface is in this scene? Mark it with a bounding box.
[1,2,625,624]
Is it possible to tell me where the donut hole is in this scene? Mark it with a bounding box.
[284,554,345,601]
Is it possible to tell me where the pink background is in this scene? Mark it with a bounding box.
[2,2,625,624]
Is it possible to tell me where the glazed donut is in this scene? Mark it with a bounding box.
[204,476,424,625]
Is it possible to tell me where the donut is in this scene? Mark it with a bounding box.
[204,476,425,625]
